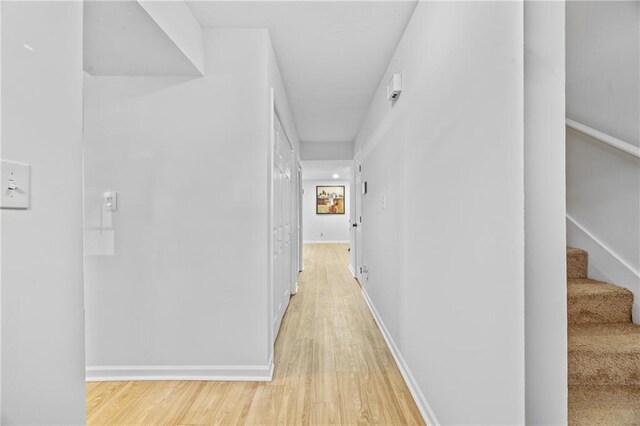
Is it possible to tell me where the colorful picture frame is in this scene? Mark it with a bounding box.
[316,186,345,215]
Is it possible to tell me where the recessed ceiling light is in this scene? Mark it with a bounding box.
[332,174,339,179]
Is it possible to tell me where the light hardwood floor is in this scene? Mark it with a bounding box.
[87,243,424,425]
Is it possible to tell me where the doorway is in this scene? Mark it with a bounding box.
[299,160,353,269]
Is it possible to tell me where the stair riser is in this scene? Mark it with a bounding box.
[568,295,633,324]
[569,352,640,386]
[568,251,588,279]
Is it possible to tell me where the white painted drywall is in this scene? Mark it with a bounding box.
[187,1,417,144]
[524,2,567,424]
[83,1,201,77]
[301,141,354,161]
[1,2,86,423]
[567,1,639,148]
[566,1,640,317]
[267,31,300,156]
[138,0,205,75]
[84,29,298,378]
[301,160,351,181]
[303,180,350,243]
[353,2,524,424]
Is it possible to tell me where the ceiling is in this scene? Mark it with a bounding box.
[302,160,352,181]
[84,1,201,76]
[187,1,417,144]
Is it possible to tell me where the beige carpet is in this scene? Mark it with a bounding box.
[569,385,640,425]
[568,279,633,324]
[568,248,640,424]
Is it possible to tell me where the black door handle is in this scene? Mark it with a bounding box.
[352,223,358,228]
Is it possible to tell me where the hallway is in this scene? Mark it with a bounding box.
[86,244,424,424]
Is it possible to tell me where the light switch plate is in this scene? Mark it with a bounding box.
[103,191,118,212]
[1,160,31,209]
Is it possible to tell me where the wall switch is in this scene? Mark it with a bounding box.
[1,160,31,209]
[103,191,118,211]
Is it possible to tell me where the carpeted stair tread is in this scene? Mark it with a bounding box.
[569,323,640,386]
[569,385,640,425]
[568,279,634,324]
[568,247,588,279]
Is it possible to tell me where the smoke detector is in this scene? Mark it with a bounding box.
[387,73,402,101]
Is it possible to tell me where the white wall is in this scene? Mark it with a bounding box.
[301,141,353,161]
[84,29,298,379]
[303,180,350,243]
[524,2,567,424]
[567,1,639,148]
[1,2,85,423]
[353,2,524,424]
[566,1,640,319]
[137,0,205,75]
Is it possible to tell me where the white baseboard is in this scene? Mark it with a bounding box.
[303,240,350,244]
[361,288,439,426]
[348,263,356,278]
[567,214,640,322]
[86,361,274,382]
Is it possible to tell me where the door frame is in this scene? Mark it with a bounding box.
[294,162,303,288]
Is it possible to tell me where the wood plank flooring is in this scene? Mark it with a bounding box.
[87,243,425,425]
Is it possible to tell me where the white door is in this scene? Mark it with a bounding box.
[272,114,284,336]
[283,141,292,302]
[272,111,294,339]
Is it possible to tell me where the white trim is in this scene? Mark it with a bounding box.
[361,288,439,426]
[567,215,640,277]
[566,118,640,159]
[348,263,356,278]
[86,361,274,382]
[303,240,350,244]
[567,214,640,322]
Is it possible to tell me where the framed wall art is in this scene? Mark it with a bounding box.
[316,186,345,215]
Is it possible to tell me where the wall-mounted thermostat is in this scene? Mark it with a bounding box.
[387,73,402,101]
[1,160,31,209]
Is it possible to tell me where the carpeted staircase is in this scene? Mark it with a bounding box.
[567,247,640,425]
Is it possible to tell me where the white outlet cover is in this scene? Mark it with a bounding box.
[1,160,31,209]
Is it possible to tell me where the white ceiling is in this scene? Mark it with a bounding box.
[302,160,352,181]
[84,1,201,76]
[187,1,417,144]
